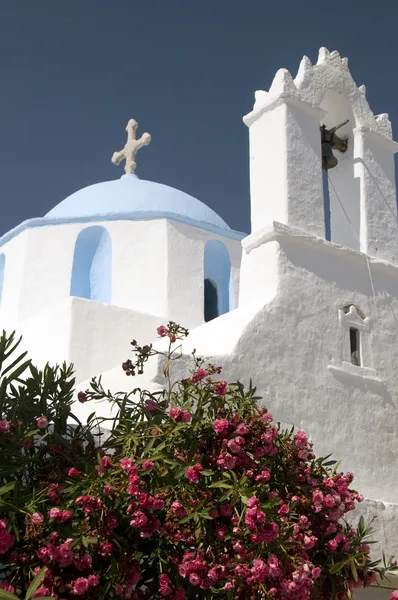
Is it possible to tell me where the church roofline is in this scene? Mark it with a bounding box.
[0,212,247,249]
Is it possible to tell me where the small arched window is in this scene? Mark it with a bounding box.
[70,226,112,303]
[203,240,234,322]
[0,254,5,307]
[339,305,367,367]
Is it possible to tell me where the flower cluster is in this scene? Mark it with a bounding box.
[0,327,396,600]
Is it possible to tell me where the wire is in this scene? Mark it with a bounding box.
[327,174,380,325]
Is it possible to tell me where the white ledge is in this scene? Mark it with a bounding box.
[242,221,398,276]
[328,362,382,385]
[243,93,325,127]
[354,125,398,152]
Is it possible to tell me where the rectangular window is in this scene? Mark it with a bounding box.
[350,327,360,366]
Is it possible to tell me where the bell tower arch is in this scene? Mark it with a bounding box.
[243,47,398,264]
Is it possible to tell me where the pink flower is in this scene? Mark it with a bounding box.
[227,438,242,455]
[68,467,82,477]
[235,423,249,435]
[153,499,165,510]
[58,541,74,567]
[120,457,134,472]
[171,501,186,519]
[278,503,289,516]
[75,554,92,571]
[30,512,44,525]
[157,325,168,337]
[99,541,113,555]
[247,496,260,508]
[101,456,111,469]
[294,430,307,447]
[73,577,89,595]
[48,508,72,522]
[0,420,10,432]
[33,587,50,598]
[214,381,227,395]
[144,398,160,414]
[213,419,230,436]
[186,463,203,483]
[169,407,183,420]
[217,453,236,470]
[88,575,99,587]
[103,485,112,496]
[216,526,227,539]
[312,489,324,504]
[255,467,271,483]
[0,529,15,554]
[169,407,191,423]
[180,410,191,422]
[130,510,148,528]
[191,368,207,383]
[189,573,201,586]
[77,392,88,403]
[327,538,339,552]
[159,574,173,597]
[0,582,14,593]
[36,416,48,429]
[312,567,322,579]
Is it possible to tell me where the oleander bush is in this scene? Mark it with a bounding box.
[0,325,396,600]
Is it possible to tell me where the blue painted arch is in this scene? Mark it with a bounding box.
[204,240,234,320]
[70,226,112,303]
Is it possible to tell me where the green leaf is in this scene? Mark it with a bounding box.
[0,591,19,600]
[0,482,15,496]
[350,559,358,582]
[209,482,233,489]
[25,566,46,600]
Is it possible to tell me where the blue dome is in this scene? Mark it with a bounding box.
[44,174,231,231]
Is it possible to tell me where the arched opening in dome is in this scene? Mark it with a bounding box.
[204,240,234,321]
[70,226,112,303]
[204,278,219,322]
[0,254,5,307]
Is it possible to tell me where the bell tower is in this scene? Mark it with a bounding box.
[243,47,398,265]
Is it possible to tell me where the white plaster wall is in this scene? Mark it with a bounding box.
[12,296,162,385]
[2,220,241,331]
[68,297,161,383]
[17,225,78,322]
[14,297,73,369]
[229,236,398,504]
[245,98,325,238]
[239,240,279,308]
[165,221,241,328]
[14,221,170,323]
[0,231,29,326]
[110,220,169,316]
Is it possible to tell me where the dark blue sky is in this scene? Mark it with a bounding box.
[0,0,397,236]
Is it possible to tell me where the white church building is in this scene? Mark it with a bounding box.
[0,48,397,598]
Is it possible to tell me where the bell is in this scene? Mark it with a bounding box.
[320,121,349,170]
[322,142,338,170]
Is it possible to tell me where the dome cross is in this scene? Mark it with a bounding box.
[111,119,151,175]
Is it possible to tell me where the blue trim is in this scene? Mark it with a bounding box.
[0,213,247,248]
[204,240,234,317]
[70,226,112,303]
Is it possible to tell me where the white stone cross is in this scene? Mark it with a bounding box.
[111,119,151,175]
